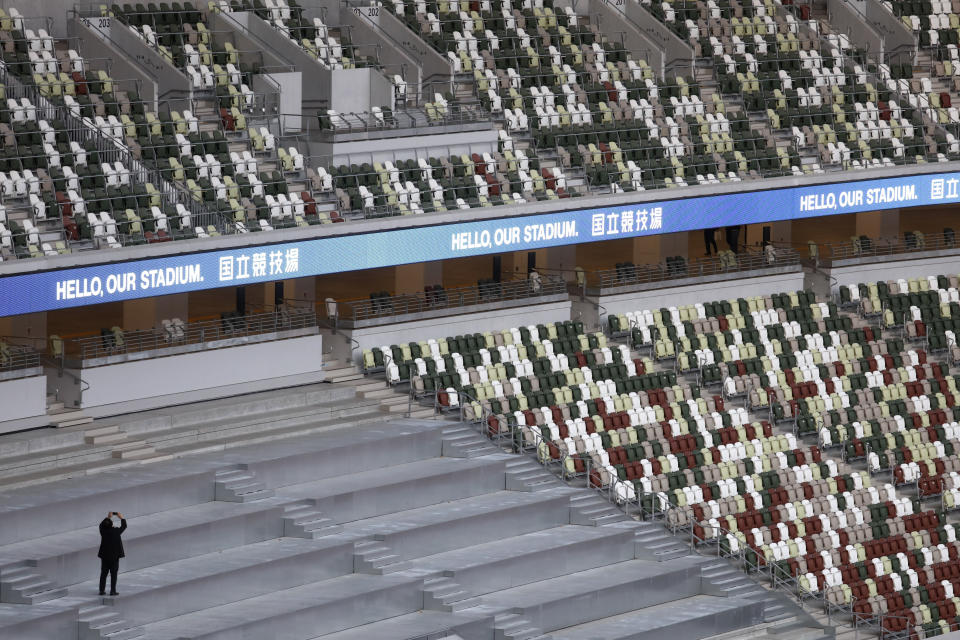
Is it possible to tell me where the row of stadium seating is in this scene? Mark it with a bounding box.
[648,0,960,169]
[0,75,204,257]
[880,0,960,134]
[4,0,959,261]
[94,2,590,224]
[832,276,960,494]
[370,280,960,636]
[385,0,813,190]
[594,281,960,634]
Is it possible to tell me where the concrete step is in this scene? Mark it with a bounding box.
[548,594,765,640]
[326,371,365,383]
[115,384,359,439]
[140,399,376,447]
[69,537,356,627]
[310,610,497,640]
[632,525,692,562]
[84,425,123,444]
[79,605,143,640]
[0,440,119,480]
[410,524,636,597]
[150,408,386,458]
[504,458,557,492]
[111,445,159,461]
[0,564,67,604]
[379,395,412,413]
[495,613,547,640]
[765,616,833,639]
[421,576,481,612]
[337,490,572,564]
[87,432,129,446]
[441,432,498,458]
[505,470,556,492]
[567,494,629,526]
[353,540,413,574]
[324,361,365,383]
[0,455,150,491]
[281,500,343,538]
[2,500,286,589]
[357,386,395,400]
[478,557,708,634]
[275,456,508,525]
[214,467,275,502]
[407,407,438,419]
[50,410,93,428]
[349,377,388,392]
[134,573,423,640]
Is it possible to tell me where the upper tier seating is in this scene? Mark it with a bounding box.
[881,0,960,139]
[386,0,807,188]
[0,80,197,257]
[645,0,959,167]
[3,0,958,260]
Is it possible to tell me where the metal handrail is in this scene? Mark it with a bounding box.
[412,371,922,638]
[588,249,801,290]
[67,307,317,360]
[609,480,916,638]
[823,230,959,261]
[339,276,566,322]
[418,386,586,482]
[0,343,43,372]
[0,50,226,234]
[314,101,492,134]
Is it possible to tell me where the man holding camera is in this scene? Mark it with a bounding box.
[98,511,127,596]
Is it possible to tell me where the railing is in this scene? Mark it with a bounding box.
[313,100,492,135]
[588,248,801,290]
[610,482,916,639]
[0,343,43,373]
[440,386,914,638]
[67,307,318,361]
[823,230,959,261]
[398,324,940,640]
[0,41,226,236]
[338,276,567,322]
[412,387,587,481]
[402,371,926,639]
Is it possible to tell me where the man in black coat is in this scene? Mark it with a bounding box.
[98,512,127,596]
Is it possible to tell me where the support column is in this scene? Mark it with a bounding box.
[500,251,527,281]
[424,262,443,288]
[245,282,289,312]
[545,245,577,281]
[856,210,900,241]
[245,284,270,311]
[660,231,688,261]
[631,236,661,265]
[122,294,189,331]
[284,276,317,304]
[394,263,427,295]
[0,313,47,341]
[393,262,444,295]
[771,221,792,246]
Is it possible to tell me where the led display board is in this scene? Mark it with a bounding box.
[2,170,957,316]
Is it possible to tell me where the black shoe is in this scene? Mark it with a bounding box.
[98,591,106,596]
[109,592,119,596]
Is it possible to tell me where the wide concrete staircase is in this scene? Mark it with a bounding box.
[0,382,389,491]
[0,417,825,640]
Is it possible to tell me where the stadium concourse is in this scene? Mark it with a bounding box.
[3,0,960,638]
